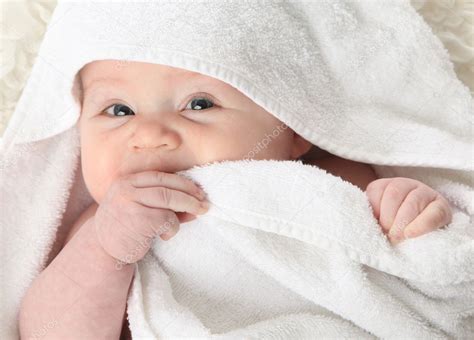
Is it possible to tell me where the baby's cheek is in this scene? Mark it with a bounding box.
[226,123,292,160]
[253,133,294,160]
[81,148,118,204]
[81,158,103,203]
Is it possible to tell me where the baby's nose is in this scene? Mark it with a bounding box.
[128,118,181,151]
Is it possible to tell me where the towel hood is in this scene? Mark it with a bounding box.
[1,0,472,171]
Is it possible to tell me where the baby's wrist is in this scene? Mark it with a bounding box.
[58,217,135,287]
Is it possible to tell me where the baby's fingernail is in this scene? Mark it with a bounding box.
[389,228,404,243]
[388,227,399,238]
[195,189,206,200]
[404,228,415,238]
[199,200,210,213]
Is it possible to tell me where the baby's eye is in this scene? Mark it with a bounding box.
[185,96,215,111]
[102,95,215,116]
[103,104,135,116]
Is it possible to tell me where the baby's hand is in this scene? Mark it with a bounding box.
[94,170,210,264]
[365,177,452,244]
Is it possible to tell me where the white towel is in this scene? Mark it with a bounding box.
[0,0,472,339]
[129,159,474,338]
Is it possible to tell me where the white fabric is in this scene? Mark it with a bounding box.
[127,159,474,339]
[0,0,473,339]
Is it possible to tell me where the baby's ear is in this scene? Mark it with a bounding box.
[290,133,313,160]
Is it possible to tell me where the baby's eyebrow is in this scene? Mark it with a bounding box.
[83,78,124,99]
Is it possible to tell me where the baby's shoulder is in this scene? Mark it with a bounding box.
[62,202,99,247]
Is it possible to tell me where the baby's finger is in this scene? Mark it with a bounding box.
[130,186,210,216]
[378,179,419,233]
[388,187,437,242]
[126,170,206,201]
[403,197,452,239]
[365,178,392,220]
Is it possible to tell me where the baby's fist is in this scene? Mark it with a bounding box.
[365,177,452,244]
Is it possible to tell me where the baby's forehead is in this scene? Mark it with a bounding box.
[80,60,224,90]
[75,60,251,107]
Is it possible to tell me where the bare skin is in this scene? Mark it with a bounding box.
[19,60,452,339]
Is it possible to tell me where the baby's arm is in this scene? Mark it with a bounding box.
[20,170,207,339]
[19,204,134,339]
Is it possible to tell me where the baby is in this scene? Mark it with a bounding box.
[19,60,453,339]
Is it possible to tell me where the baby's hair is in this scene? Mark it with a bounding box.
[71,70,84,107]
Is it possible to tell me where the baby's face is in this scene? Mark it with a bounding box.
[79,60,311,202]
